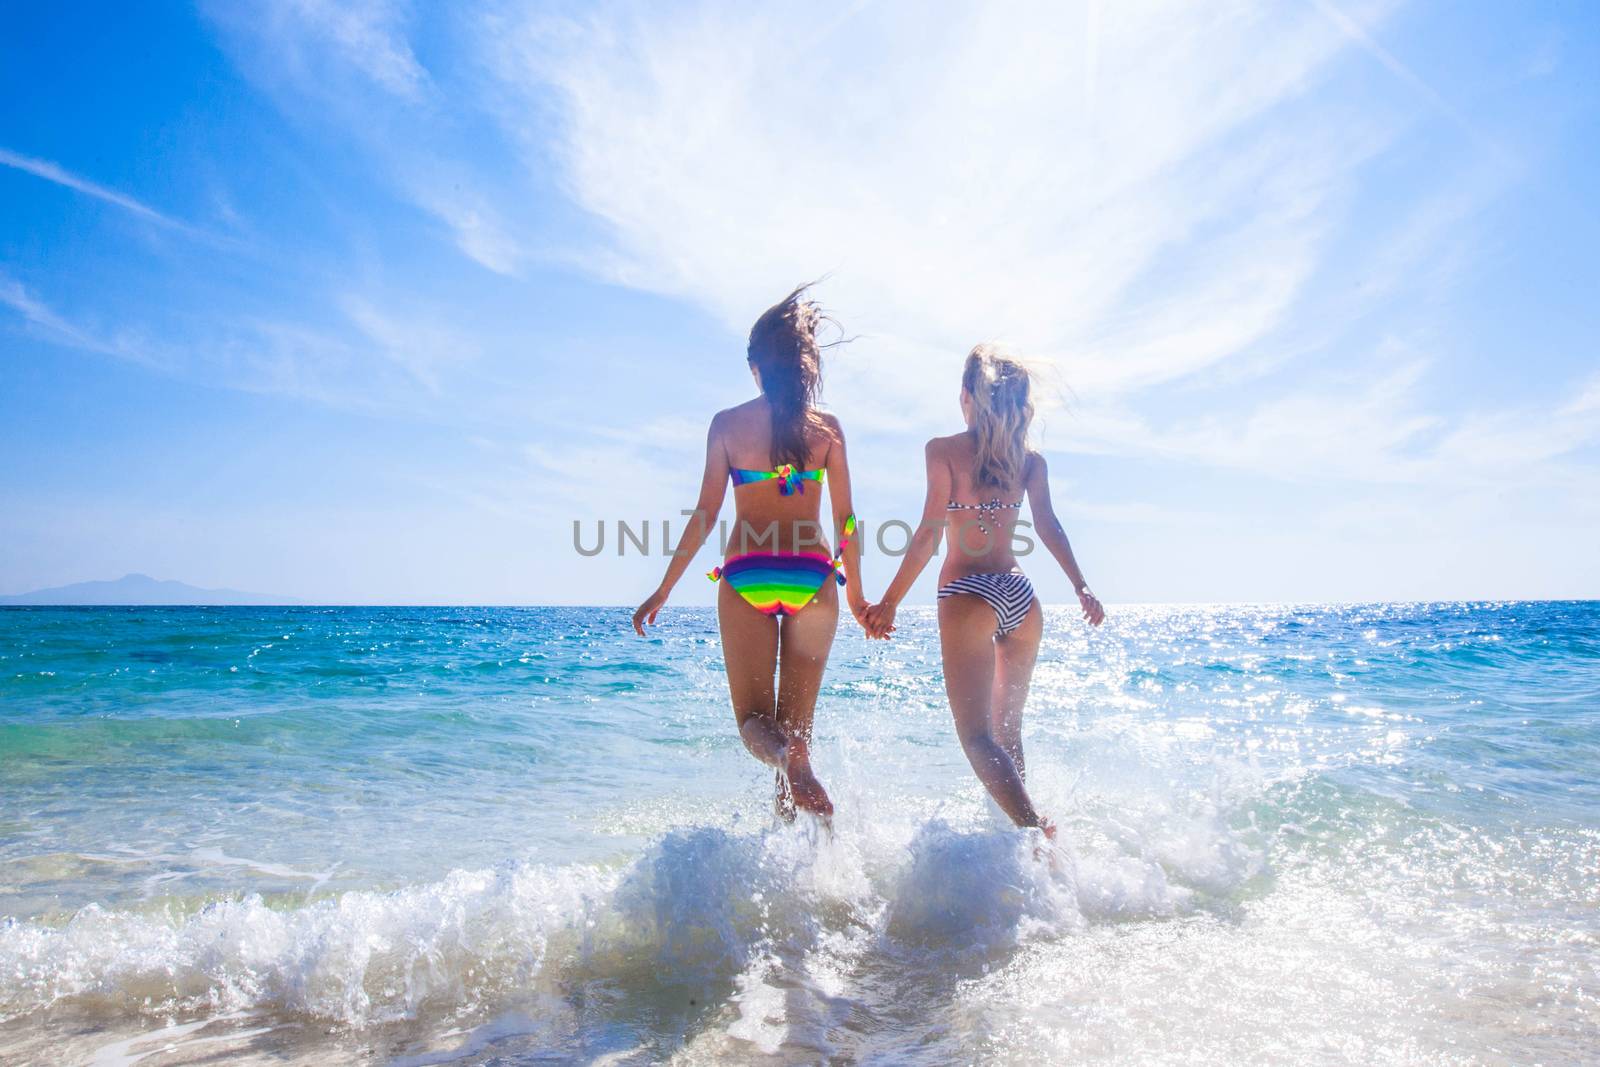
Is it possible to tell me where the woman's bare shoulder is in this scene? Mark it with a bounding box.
[715,397,765,421]
[711,398,764,434]
[802,412,844,466]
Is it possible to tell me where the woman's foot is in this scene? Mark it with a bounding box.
[781,739,834,820]
[1030,816,1060,866]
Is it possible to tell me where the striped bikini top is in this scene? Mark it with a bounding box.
[730,463,824,496]
[947,497,1021,535]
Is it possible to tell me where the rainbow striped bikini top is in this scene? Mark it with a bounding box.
[729,463,824,496]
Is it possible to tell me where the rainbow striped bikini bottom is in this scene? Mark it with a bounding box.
[709,551,843,617]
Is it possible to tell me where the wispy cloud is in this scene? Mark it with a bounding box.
[1,268,474,412]
[1073,349,1600,491]
[0,272,172,370]
[1079,355,1444,483]
[191,0,1576,494]
[1310,0,1497,151]
[0,274,94,347]
[7,0,1593,602]
[0,147,190,232]
[259,0,429,100]
[405,180,524,275]
[201,2,533,276]
[339,294,480,393]
[472,0,1412,448]
[25,3,1594,516]
[467,0,1587,501]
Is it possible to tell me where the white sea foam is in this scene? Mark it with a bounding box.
[7,603,1595,1063]
[0,807,1260,1035]
[0,862,611,1026]
[884,822,1081,949]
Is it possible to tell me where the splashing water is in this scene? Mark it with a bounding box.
[1,602,1596,1063]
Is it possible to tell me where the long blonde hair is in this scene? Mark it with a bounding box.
[962,344,1034,488]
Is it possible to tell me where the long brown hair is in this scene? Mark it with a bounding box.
[962,344,1034,488]
[748,285,830,469]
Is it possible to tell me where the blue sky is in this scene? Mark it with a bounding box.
[2,1,1597,605]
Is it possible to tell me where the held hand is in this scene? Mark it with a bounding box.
[848,594,873,634]
[632,588,668,636]
[864,600,898,639]
[1077,588,1105,627]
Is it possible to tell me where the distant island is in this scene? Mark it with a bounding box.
[0,573,299,606]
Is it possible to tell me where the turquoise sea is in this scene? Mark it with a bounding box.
[1,602,1597,1065]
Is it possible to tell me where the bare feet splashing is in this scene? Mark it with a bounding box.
[781,738,834,822]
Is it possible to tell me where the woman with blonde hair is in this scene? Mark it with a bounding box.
[866,345,1104,834]
[633,286,873,821]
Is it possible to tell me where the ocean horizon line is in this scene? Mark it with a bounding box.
[3,598,1596,609]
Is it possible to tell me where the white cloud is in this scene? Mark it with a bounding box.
[1,274,101,349]
[0,272,173,371]
[1559,374,1600,417]
[36,3,1597,515]
[277,0,429,100]
[1072,350,1600,491]
[1,269,473,412]
[0,147,192,232]
[340,295,480,393]
[405,180,525,275]
[456,0,1447,476]
[1429,390,1600,479]
[1081,354,1443,483]
[1310,0,1497,151]
[462,0,1600,509]
[489,2,1364,381]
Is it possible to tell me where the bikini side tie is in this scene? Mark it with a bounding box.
[709,514,856,585]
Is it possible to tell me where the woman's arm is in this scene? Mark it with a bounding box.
[865,439,953,637]
[821,416,871,630]
[632,415,730,635]
[1025,453,1105,626]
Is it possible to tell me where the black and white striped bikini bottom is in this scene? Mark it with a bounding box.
[936,572,1037,636]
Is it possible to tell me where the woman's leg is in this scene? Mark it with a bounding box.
[991,599,1043,779]
[774,580,839,817]
[717,578,787,770]
[939,593,1045,830]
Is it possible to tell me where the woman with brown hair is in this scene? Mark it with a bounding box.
[632,286,871,820]
[866,345,1105,835]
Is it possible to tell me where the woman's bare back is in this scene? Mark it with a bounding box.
[716,399,840,557]
[932,432,1035,583]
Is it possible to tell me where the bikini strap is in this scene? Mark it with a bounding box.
[829,513,857,586]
